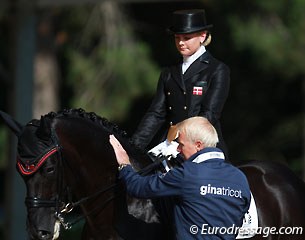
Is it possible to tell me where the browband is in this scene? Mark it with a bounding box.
[17,147,59,175]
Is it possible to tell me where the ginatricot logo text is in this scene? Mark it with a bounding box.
[200,184,242,198]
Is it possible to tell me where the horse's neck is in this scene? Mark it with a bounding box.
[54,119,114,189]
[54,116,151,186]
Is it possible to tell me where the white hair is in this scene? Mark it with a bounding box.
[177,116,218,147]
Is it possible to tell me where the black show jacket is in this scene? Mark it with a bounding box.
[133,51,230,151]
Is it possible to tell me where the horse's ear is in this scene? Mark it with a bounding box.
[0,110,23,137]
[36,116,52,140]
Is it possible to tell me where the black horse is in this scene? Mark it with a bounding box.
[1,108,304,240]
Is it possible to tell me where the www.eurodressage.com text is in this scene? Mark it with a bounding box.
[189,224,303,237]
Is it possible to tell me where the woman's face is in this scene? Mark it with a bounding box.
[174,31,207,57]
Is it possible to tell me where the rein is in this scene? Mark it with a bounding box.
[57,183,119,229]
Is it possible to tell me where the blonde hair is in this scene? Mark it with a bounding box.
[176,117,218,147]
[202,33,211,46]
[198,31,211,46]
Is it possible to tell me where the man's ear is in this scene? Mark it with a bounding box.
[196,140,204,151]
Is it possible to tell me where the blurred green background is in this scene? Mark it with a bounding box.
[0,0,304,239]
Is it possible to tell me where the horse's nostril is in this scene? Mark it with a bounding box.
[37,230,52,240]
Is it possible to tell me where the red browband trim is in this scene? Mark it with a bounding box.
[17,147,59,176]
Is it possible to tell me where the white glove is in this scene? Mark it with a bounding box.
[148,140,168,156]
[162,141,179,158]
[148,140,179,158]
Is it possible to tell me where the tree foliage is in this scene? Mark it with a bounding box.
[211,0,304,173]
[227,0,305,77]
[62,2,159,120]
[0,0,303,175]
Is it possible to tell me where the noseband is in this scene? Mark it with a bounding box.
[21,127,118,230]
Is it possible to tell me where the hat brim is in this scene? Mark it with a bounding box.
[167,24,213,34]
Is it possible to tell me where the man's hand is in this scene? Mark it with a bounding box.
[109,134,131,165]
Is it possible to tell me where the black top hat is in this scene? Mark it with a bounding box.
[168,9,213,34]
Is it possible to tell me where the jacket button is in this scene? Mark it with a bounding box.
[184,106,187,110]
[169,106,172,110]
[167,92,171,95]
[183,92,186,95]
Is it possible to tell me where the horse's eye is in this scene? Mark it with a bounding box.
[45,167,55,174]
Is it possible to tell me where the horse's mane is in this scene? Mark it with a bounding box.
[43,108,126,136]
[41,108,137,147]
[40,108,151,169]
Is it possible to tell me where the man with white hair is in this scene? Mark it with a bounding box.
[110,117,250,239]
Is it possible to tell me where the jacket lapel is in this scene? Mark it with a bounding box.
[170,51,212,91]
[170,64,186,91]
[183,51,211,81]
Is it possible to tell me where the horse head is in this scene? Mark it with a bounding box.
[1,110,63,240]
[0,109,154,240]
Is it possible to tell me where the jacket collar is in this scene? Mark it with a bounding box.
[184,51,211,80]
[188,147,225,163]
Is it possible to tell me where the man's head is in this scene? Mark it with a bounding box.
[176,117,218,160]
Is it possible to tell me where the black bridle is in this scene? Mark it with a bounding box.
[22,127,167,231]
[23,128,119,230]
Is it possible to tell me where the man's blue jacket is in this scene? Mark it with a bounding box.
[119,147,251,239]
